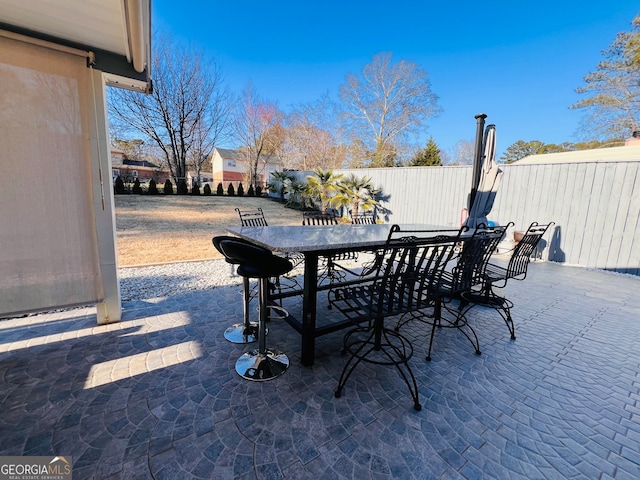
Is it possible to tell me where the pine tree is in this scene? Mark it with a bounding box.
[132,178,143,194]
[571,15,640,138]
[114,176,126,194]
[148,179,159,195]
[409,137,442,166]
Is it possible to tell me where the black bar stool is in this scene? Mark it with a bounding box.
[212,236,258,344]
[215,237,293,381]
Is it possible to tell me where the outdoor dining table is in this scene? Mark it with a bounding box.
[226,223,452,366]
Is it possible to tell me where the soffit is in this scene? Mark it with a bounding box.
[0,0,151,88]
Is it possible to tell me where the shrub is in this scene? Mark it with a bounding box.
[177,179,189,195]
[216,183,224,196]
[247,185,255,196]
[191,183,200,195]
[237,183,245,196]
[203,184,212,196]
[148,179,159,195]
[164,179,173,194]
[114,176,126,194]
[227,183,235,196]
[255,186,262,197]
[132,178,143,194]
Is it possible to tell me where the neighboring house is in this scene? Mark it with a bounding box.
[211,147,283,190]
[516,144,640,165]
[111,148,171,186]
[187,171,214,190]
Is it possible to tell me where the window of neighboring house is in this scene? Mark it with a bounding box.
[112,169,120,179]
[227,160,236,167]
[132,171,138,177]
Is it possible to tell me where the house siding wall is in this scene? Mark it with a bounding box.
[211,148,282,190]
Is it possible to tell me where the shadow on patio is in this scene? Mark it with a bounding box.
[1,261,639,479]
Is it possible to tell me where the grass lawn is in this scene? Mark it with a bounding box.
[115,195,303,266]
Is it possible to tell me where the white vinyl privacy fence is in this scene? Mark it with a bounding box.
[283,159,640,276]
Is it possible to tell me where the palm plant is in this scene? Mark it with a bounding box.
[285,180,309,208]
[269,171,295,202]
[306,169,343,214]
[331,173,380,218]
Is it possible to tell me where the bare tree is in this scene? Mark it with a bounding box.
[338,52,442,167]
[232,82,284,188]
[108,33,231,186]
[450,140,475,165]
[285,93,346,170]
[112,138,146,159]
[188,107,232,185]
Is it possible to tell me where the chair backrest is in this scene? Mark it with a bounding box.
[212,235,243,264]
[373,226,466,316]
[236,207,268,227]
[302,211,339,226]
[450,224,509,293]
[216,236,293,279]
[351,212,376,224]
[506,222,554,280]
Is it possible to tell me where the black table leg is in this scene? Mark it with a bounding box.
[301,253,319,366]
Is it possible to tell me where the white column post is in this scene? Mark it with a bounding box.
[89,68,121,323]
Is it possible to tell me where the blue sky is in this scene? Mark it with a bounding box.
[153,1,638,160]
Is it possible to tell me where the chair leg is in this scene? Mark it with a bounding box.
[335,318,421,411]
[425,300,441,361]
[335,329,372,397]
[458,297,469,311]
[465,287,517,341]
[495,299,516,340]
[451,303,481,356]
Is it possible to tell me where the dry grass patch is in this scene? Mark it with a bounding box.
[115,195,303,266]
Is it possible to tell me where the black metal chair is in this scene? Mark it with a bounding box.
[462,221,554,339]
[351,212,376,224]
[301,211,360,286]
[413,224,508,361]
[301,211,340,226]
[214,236,293,381]
[347,211,382,276]
[236,206,303,293]
[235,207,268,227]
[328,225,465,410]
[212,235,259,344]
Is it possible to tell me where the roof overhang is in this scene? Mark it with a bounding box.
[516,145,640,165]
[0,0,152,92]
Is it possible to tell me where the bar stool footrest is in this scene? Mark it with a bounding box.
[267,305,289,321]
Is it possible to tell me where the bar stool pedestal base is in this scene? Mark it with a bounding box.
[235,350,289,381]
[224,323,260,343]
